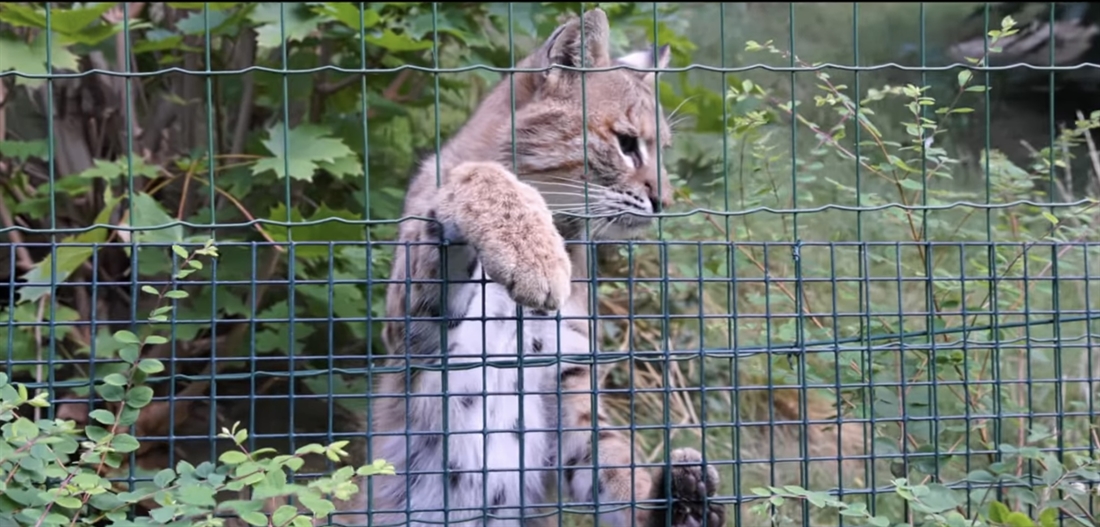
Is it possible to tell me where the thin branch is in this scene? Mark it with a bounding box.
[0,196,35,272]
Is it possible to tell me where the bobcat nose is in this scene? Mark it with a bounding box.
[644,181,672,213]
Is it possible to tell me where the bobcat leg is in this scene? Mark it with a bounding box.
[557,368,725,527]
[435,161,572,313]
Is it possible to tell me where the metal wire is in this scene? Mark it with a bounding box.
[2,2,1100,527]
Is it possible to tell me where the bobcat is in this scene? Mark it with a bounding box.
[334,9,725,527]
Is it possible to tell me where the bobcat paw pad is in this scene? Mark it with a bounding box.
[667,448,725,527]
[500,251,572,312]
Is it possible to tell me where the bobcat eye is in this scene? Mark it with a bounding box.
[616,133,638,156]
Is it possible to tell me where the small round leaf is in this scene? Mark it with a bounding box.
[219,450,250,465]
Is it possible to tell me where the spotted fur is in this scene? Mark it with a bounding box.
[325,9,725,527]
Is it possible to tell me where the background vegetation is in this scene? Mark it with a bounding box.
[2,2,1100,526]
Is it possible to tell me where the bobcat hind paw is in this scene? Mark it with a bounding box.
[666,448,726,527]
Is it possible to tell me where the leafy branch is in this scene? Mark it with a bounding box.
[0,239,394,527]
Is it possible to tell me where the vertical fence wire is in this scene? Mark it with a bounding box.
[2,2,1100,527]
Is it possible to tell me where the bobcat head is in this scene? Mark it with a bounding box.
[504,9,674,241]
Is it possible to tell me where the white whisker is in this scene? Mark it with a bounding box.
[550,206,614,216]
[535,182,608,193]
[539,191,605,198]
[539,175,611,190]
[589,218,617,240]
[548,205,609,212]
[669,114,694,132]
[667,95,698,124]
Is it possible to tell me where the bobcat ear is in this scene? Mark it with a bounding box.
[616,44,671,80]
[544,8,611,80]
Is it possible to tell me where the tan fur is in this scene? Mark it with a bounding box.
[319,9,724,527]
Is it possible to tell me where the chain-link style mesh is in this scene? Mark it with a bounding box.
[2,3,1099,527]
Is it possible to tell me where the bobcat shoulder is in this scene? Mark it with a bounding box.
[328,9,726,527]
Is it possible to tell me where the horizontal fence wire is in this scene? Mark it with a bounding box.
[2,2,1100,527]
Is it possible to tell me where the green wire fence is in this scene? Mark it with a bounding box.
[2,2,1100,527]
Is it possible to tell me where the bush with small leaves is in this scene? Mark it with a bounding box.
[0,240,394,527]
[732,13,1100,527]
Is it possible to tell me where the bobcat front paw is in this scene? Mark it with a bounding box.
[441,161,573,312]
[665,448,725,527]
[481,225,572,312]
[477,198,572,312]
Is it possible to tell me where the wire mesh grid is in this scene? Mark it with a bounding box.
[1,2,1100,527]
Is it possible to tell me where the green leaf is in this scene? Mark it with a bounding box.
[10,417,39,441]
[298,492,336,517]
[164,290,189,299]
[129,191,184,244]
[294,444,325,456]
[264,203,365,261]
[89,409,115,425]
[53,496,83,509]
[154,468,176,488]
[252,123,358,181]
[272,505,299,526]
[117,405,141,428]
[176,8,231,35]
[119,345,140,365]
[16,193,118,304]
[111,434,140,453]
[0,3,47,28]
[910,483,960,514]
[0,139,48,162]
[144,335,169,345]
[103,373,129,387]
[957,70,972,87]
[1038,507,1058,527]
[316,153,365,180]
[178,484,217,507]
[114,330,141,345]
[141,285,159,295]
[76,156,161,181]
[138,358,165,374]
[253,3,319,49]
[172,244,189,259]
[126,386,154,408]
[988,501,1010,523]
[47,3,117,36]
[1005,511,1035,527]
[285,456,305,472]
[366,28,435,51]
[898,178,926,191]
[149,505,178,523]
[240,511,269,526]
[311,3,380,30]
[0,33,78,87]
[95,383,126,403]
[219,450,249,465]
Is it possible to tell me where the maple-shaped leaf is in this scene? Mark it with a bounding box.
[0,32,79,87]
[252,123,358,181]
[253,3,319,50]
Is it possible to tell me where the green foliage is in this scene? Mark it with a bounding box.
[0,240,394,526]
[638,13,1100,526]
[0,0,709,423]
[5,3,1100,527]
[751,432,1100,527]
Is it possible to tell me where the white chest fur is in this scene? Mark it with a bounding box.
[372,262,592,527]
